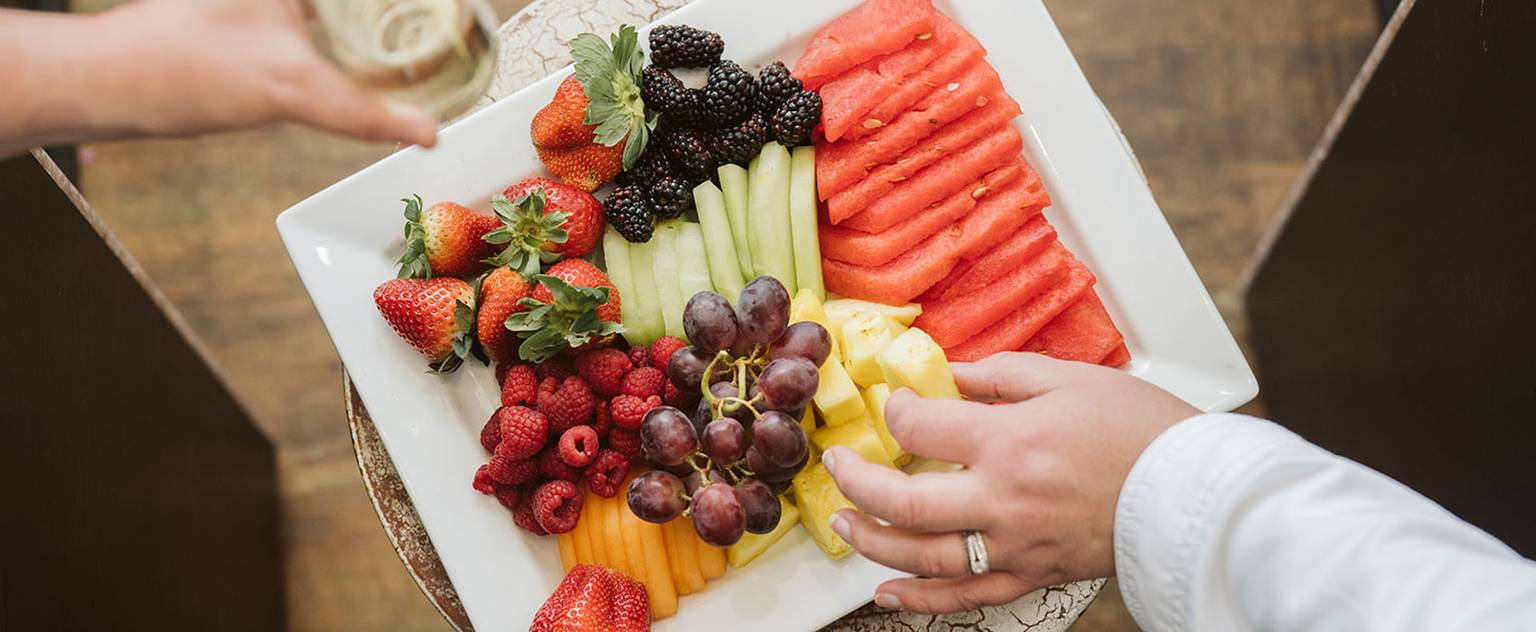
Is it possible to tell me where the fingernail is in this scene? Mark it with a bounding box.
[821,447,837,475]
[387,101,439,146]
[875,592,903,610]
[829,512,850,541]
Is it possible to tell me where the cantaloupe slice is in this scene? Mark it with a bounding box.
[661,520,688,595]
[557,532,577,574]
[672,519,707,594]
[585,490,609,568]
[696,529,727,580]
[618,484,648,584]
[947,260,1095,362]
[572,500,595,566]
[634,509,678,619]
[602,494,634,579]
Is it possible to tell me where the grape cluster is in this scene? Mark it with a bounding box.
[626,277,831,547]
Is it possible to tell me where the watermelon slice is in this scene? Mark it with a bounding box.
[923,214,1054,302]
[954,159,1051,260]
[915,242,1072,348]
[794,0,937,88]
[818,21,949,143]
[946,259,1095,362]
[836,125,1022,230]
[816,64,1004,199]
[824,92,1021,208]
[841,20,987,142]
[818,163,1022,266]
[1100,343,1132,367]
[822,230,962,305]
[1020,292,1124,363]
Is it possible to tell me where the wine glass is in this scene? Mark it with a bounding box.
[310,0,500,120]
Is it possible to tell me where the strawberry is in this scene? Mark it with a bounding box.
[476,266,533,365]
[373,277,476,373]
[395,196,499,279]
[531,27,652,192]
[530,565,611,632]
[502,177,605,259]
[506,260,623,362]
[604,568,652,632]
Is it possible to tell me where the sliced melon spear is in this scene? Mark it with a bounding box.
[862,383,910,465]
[650,220,687,339]
[793,462,855,560]
[728,496,800,568]
[813,420,895,469]
[676,222,716,304]
[877,328,961,400]
[842,312,908,387]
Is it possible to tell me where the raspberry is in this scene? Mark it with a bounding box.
[479,412,501,453]
[584,449,631,498]
[487,454,537,485]
[559,426,601,467]
[532,479,583,534]
[650,336,687,370]
[494,406,549,460]
[534,355,575,381]
[494,485,521,509]
[539,375,596,433]
[607,427,643,462]
[593,400,612,438]
[610,394,662,430]
[575,348,633,397]
[471,464,497,495]
[538,444,584,482]
[513,487,549,535]
[619,366,666,399]
[628,345,652,368]
[501,363,539,406]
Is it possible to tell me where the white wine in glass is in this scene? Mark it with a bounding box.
[312,0,500,120]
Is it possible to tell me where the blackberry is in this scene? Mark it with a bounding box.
[771,89,822,147]
[714,112,769,166]
[641,66,704,129]
[649,176,695,219]
[616,149,672,188]
[604,185,655,243]
[649,25,725,69]
[755,62,803,116]
[661,127,717,185]
[701,60,758,129]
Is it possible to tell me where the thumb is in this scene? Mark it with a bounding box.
[950,352,1077,403]
[282,58,440,147]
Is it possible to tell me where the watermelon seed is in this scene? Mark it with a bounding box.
[947,82,960,92]
[863,119,884,129]
[976,96,989,107]
[889,176,908,183]
[972,186,991,199]
[915,32,933,40]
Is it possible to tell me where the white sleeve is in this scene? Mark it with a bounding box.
[1113,413,1536,632]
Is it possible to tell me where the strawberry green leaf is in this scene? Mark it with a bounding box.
[395,194,435,279]
[502,275,623,362]
[569,25,648,169]
[482,189,571,278]
[429,298,478,374]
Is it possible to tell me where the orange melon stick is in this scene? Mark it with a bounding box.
[817,63,1004,193]
[660,521,690,595]
[632,511,678,619]
[695,529,727,580]
[947,259,1095,362]
[617,474,648,584]
[953,160,1052,260]
[1021,291,1125,363]
[557,532,578,574]
[671,519,707,595]
[585,489,611,568]
[826,91,1021,205]
[1101,342,1133,367]
[794,0,937,88]
[820,160,1027,267]
[572,497,595,565]
[818,17,947,143]
[917,242,1072,348]
[840,13,989,142]
[835,125,1022,229]
[923,214,1054,302]
[823,230,962,305]
[601,493,634,579]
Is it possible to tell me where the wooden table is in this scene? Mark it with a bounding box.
[344,0,1104,629]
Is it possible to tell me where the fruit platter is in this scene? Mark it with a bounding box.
[278,0,1257,629]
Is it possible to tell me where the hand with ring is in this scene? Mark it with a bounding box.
[823,352,1198,614]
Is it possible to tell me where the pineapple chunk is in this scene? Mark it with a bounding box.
[862,384,910,465]
[841,313,907,387]
[876,328,962,400]
[813,420,895,469]
[799,406,818,437]
[790,288,842,362]
[814,357,866,427]
[793,462,855,560]
[728,496,800,568]
[824,298,923,330]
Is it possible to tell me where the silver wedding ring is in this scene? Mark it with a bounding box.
[963,530,990,576]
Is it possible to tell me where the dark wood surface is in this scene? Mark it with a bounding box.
[1248,0,1536,555]
[0,152,283,630]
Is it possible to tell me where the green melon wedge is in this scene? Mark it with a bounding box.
[677,222,716,308]
[650,220,687,339]
[612,228,665,345]
[719,164,754,279]
[789,145,825,300]
[692,182,745,302]
[748,143,797,293]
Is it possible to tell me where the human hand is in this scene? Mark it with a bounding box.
[823,352,1199,614]
[37,0,438,148]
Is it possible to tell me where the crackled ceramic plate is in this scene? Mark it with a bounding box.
[277,0,1257,629]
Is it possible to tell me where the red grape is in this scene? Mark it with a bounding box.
[745,445,800,483]
[702,417,748,464]
[735,276,790,344]
[627,471,689,523]
[752,411,809,468]
[683,292,740,354]
[666,346,713,390]
[756,357,818,411]
[690,483,746,547]
[684,468,728,496]
[734,479,782,534]
[639,406,699,467]
[769,321,832,366]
